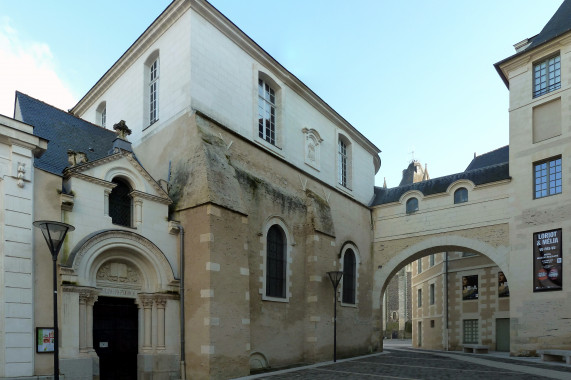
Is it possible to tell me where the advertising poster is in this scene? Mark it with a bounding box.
[533,228,562,292]
[498,271,509,297]
[37,327,55,353]
[462,275,479,300]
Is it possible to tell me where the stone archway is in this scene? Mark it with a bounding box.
[59,230,180,379]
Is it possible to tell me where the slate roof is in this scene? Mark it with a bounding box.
[495,0,571,87]
[371,146,510,206]
[465,145,509,171]
[16,92,118,176]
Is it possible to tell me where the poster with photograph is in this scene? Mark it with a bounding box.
[462,275,478,300]
[498,271,509,297]
[533,228,562,292]
[37,327,55,353]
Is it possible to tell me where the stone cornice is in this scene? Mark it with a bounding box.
[65,172,116,189]
[131,190,172,205]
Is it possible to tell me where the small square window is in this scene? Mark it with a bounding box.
[534,157,562,199]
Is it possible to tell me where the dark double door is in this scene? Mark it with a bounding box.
[93,297,138,380]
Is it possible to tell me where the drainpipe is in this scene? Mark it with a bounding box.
[445,252,449,351]
[173,222,186,380]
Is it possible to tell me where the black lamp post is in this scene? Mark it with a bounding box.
[327,270,343,362]
[33,221,75,380]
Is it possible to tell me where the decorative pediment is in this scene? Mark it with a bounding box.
[63,150,170,202]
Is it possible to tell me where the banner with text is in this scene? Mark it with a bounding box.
[533,228,562,292]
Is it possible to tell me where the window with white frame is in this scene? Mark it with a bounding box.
[149,58,159,125]
[533,55,560,98]
[337,135,352,189]
[534,157,562,199]
[96,101,107,128]
[463,319,479,344]
[258,78,276,145]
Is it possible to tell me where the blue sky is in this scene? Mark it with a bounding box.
[0,0,563,187]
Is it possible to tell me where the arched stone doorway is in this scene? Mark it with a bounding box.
[59,230,180,379]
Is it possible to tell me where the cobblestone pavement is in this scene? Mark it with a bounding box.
[239,347,571,379]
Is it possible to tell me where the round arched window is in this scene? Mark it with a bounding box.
[454,188,468,204]
[109,178,132,227]
[406,198,419,214]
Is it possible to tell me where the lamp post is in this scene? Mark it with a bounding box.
[33,221,75,380]
[327,270,343,362]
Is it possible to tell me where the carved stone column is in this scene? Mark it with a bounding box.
[139,295,154,351]
[86,292,98,354]
[104,189,112,216]
[134,198,143,226]
[155,296,167,350]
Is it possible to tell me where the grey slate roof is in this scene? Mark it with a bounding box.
[16,92,118,176]
[465,145,509,171]
[495,0,571,87]
[526,0,571,51]
[371,146,510,206]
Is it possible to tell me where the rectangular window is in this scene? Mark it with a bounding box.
[258,79,276,145]
[534,55,561,98]
[149,59,159,125]
[417,288,422,307]
[338,139,348,187]
[417,258,422,274]
[534,157,562,198]
[430,283,435,305]
[462,275,479,300]
[463,319,479,344]
[429,254,435,267]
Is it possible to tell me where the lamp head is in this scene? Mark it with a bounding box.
[327,271,343,289]
[33,220,75,258]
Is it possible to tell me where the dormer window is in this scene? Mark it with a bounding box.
[454,188,468,204]
[109,178,132,227]
[406,198,418,214]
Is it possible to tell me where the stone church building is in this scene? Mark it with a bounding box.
[1,0,571,379]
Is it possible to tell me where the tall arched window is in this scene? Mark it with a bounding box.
[406,197,418,214]
[96,101,107,128]
[266,225,286,298]
[109,178,132,227]
[338,135,352,188]
[342,249,356,304]
[454,187,468,204]
[144,51,160,127]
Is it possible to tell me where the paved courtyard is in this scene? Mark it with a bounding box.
[237,341,571,380]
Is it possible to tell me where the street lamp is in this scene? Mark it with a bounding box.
[33,220,75,380]
[327,270,343,362]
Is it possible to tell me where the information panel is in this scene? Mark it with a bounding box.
[533,228,562,292]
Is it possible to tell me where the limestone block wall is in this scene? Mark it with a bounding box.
[0,116,47,378]
[146,112,375,378]
[498,32,571,355]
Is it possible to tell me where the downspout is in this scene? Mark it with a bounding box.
[445,252,449,351]
[173,222,186,380]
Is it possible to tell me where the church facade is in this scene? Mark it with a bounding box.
[1,0,571,379]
